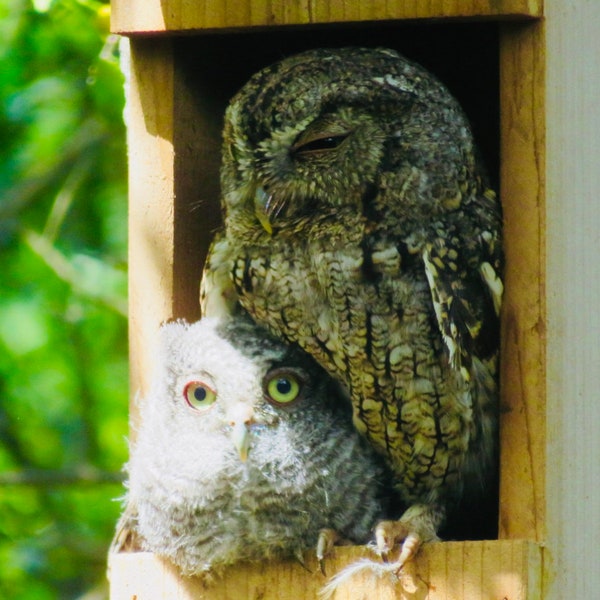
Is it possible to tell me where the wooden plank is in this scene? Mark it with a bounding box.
[111,0,542,35]
[108,540,542,599]
[126,38,220,422]
[498,21,546,541]
[544,1,600,598]
[126,37,177,410]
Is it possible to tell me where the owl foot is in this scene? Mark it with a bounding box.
[318,504,443,599]
[374,503,444,572]
[316,528,351,575]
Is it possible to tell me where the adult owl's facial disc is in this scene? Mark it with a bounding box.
[223,54,405,234]
[250,108,387,234]
[223,47,477,238]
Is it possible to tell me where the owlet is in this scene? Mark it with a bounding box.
[111,316,389,578]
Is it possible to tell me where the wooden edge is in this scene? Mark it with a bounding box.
[111,0,542,36]
[126,36,176,415]
[498,20,546,541]
[126,35,216,422]
[108,540,543,600]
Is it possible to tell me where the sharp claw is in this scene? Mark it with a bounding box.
[319,557,327,576]
[295,550,312,573]
[316,538,326,562]
[375,521,398,561]
[316,528,343,576]
[392,534,417,569]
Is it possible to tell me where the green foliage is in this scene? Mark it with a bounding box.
[0,0,128,598]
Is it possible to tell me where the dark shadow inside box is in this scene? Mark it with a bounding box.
[175,20,499,186]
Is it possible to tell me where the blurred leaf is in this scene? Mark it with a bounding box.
[0,0,129,598]
[0,300,49,355]
[24,230,127,316]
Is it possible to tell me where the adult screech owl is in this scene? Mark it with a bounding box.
[201,47,503,568]
[111,316,389,578]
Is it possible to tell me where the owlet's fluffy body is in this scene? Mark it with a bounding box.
[113,316,389,578]
[202,47,503,564]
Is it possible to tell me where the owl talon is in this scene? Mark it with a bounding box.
[374,504,444,570]
[316,528,348,575]
[295,550,312,573]
[374,520,409,560]
[319,558,327,576]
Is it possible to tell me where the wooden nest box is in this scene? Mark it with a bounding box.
[108,1,600,598]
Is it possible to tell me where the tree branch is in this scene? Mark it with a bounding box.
[23,228,128,317]
[0,466,124,487]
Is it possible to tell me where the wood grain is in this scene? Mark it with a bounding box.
[126,37,176,411]
[111,0,542,35]
[109,541,542,600]
[126,38,221,424]
[498,21,546,541]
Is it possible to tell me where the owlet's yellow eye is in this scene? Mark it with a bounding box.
[263,369,304,406]
[183,381,217,411]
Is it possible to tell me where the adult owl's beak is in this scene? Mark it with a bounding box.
[228,403,254,462]
[254,186,273,235]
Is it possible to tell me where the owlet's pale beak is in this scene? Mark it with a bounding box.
[227,403,255,462]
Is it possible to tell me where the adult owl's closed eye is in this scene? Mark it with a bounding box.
[202,47,503,569]
[112,316,389,578]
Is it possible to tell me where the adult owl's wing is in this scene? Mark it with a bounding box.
[200,234,239,318]
[422,210,503,378]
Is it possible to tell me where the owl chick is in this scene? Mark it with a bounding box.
[201,47,503,569]
[111,316,389,579]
